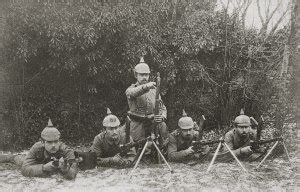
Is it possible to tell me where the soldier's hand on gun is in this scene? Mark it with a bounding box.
[43,161,57,172]
[240,146,253,155]
[154,114,163,123]
[58,157,70,172]
[112,154,122,163]
[185,146,195,155]
[147,114,154,120]
[145,82,156,89]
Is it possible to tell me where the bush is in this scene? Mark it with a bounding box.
[0,0,295,150]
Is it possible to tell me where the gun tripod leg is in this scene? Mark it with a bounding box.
[152,141,174,173]
[256,141,279,168]
[206,142,222,172]
[133,140,149,170]
[223,142,248,173]
[281,141,291,162]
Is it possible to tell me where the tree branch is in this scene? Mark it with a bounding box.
[268,3,290,36]
[257,0,265,24]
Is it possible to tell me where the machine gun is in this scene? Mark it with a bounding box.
[50,156,81,168]
[119,137,148,156]
[51,151,97,171]
[191,139,223,153]
[250,137,283,151]
[152,72,163,163]
[253,136,291,168]
[249,115,291,168]
[153,72,162,145]
[249,115,281,151]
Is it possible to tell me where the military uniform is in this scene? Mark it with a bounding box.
[220,112,264,161]
[223,129,256,158]
[91,126,136,168]
[168,129,202,162]
[21,141,78,179]
[1,119,80,179]
[126,82,168,141]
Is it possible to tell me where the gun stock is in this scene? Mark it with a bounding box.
[125,116,131,143]
[196,115,206,141]
[256,115,264,142]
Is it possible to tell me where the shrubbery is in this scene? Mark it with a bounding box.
[0,0,296,150]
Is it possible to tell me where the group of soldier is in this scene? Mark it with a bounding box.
[0,58,265,180]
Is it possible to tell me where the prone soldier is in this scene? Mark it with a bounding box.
[21,119,78,179]
[222,110,262,161]
[168,110,208,163]
[90,108,136,168]
[0,119,78,180]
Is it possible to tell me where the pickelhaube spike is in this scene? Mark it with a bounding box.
[140,57,145,63]
[182,109,187,117]
[107,108,112,115]
[47,118,53,127]
[240,108,245,115]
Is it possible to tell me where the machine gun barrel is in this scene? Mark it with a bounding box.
[191,139,224,151]
[119,138,148,152]
[252,137,283,146]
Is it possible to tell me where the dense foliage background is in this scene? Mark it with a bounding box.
[0,0,297,150]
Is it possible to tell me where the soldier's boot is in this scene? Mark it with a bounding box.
[0,154,17,163]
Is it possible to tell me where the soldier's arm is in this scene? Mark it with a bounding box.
[60,144,79,180]
[91,135,102,157]
[224,132,242,157]
[98,141,137,168]
[119,137,137,166]
[168,134,190,162]
[125,85,150,99]
[21,147,49,177]
[90,135,115,166]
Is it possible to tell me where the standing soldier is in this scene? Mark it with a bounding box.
[91,108,136,168]
[168,110,207,163]
[125,57,168,143]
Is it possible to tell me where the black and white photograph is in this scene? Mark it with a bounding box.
[0,0,299,191]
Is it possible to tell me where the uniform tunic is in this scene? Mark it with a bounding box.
[223,129,258,159]
[167,129,201,162]
[126,82,168,141]
[21,141,78,180]
[91,128,136,168]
